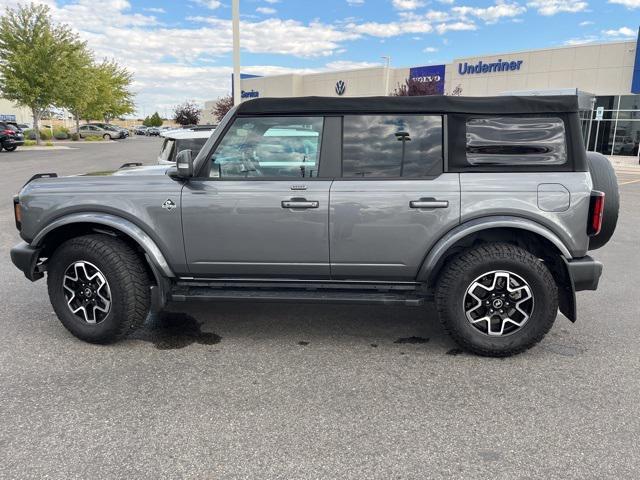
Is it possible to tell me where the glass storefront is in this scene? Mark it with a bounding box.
[583,95,640,158]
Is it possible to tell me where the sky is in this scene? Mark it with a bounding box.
[1,0,637,117]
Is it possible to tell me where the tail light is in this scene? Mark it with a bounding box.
[2,129,15,135]
[587,191,605,236]
[13,195,22,231]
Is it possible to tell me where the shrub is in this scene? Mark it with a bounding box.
[45,141,53,146]
[53,127,69,140]
[39,129,52,140]
[71,132,79,141]
[23,139,36,146]
[84,135,103,141]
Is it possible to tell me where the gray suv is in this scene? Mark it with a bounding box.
[10,96,619,356]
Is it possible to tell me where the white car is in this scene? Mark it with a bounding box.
[157,128,213,165]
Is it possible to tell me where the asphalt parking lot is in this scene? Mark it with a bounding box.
[1,138,639,479]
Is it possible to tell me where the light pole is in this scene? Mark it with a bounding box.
[232,0,241,106]
[382,56,391,96]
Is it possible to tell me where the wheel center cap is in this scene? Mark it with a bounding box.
[84,287,93,298]
[492,299,504,309]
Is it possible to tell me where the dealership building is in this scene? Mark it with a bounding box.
[207,31,640,158]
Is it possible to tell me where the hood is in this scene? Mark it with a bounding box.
[78,164,171,177]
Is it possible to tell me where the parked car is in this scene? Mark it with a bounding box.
[10,95,620,357]
[88,123,129,138]
[146,127,161,136]
[133,125,148,135]
[157,129,213,165]
[75,124,125,140]
[0,122,25,151]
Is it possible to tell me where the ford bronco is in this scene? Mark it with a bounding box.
[10,95,619,356]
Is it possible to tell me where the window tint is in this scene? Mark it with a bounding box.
[466,117,567,166]
[210,117,323,178]
[342,115,443,178]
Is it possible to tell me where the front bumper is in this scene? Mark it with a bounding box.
[10,242,43,281]
[565,256,602,291]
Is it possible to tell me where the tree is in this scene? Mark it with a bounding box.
[174,101,201,126]
[58,47,94,134]
[391,77,442,97]
[81,60,134,122]
[0,3,86,143]
[146,112,162,127]
[448,84,463,96]
[212,95,234,122]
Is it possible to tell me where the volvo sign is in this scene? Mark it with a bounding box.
[409,65,445,94]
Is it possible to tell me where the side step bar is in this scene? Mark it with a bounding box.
[170,285,428,306]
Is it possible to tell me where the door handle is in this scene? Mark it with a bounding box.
[282,199,319,209]
[410,199,449,209]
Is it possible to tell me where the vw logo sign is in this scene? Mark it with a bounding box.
[335,80,346,96]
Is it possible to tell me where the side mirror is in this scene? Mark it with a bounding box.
[176,149,194,178]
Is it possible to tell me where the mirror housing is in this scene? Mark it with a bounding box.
[176,149,194,178]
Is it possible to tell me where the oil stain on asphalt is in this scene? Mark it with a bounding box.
[135,312,222,350]
[394,336,429,344]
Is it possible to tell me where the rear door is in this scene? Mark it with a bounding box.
[181,115,333,278]
[329,114,460,280]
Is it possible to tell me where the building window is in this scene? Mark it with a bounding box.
[466,116,567,166]
[210,116,323,178]
[342,115,443,178]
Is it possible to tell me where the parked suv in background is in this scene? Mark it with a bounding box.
[0,121,25,151]
[10,95,619,357]
[157,127,216,165]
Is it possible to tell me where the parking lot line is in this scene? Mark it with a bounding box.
[619,178,640,186]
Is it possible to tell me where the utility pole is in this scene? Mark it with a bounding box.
[232,0,241,106]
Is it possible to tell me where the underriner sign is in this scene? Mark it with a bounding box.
[458,59,523,75]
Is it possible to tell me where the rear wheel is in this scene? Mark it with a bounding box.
[103,134,112,140]
[47,234,150,343]
[435,243,558,357]
[3,145,17,151]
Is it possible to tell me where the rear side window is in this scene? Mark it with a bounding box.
[342,115,443,178]
[466,117,567,166]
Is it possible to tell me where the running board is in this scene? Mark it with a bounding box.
[170,286,427,306]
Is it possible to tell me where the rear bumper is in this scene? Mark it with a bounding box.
[3,138,24,147]
[565,256,602,291]
[10,242,43,281]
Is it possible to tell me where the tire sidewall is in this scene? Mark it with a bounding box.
[441,255,556,353]
[48,243,131,343]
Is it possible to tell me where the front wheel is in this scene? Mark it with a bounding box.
[47,234,150,343]
[103,134,112,140]
[435,243,558,357]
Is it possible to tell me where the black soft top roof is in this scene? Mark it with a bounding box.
[237,95,578,116]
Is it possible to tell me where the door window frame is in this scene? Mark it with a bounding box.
[194,114,333,181]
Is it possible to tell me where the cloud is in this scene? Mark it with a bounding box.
[423,46,438,52]
[608,0,640,7]
[191,0,222,9]
[452,2,526,23]
[602,26,636,37]
[346,0,365,4]
[256,7,276,14]
[436,21,477,33]
[526,0,588,15]
[579,20,594,26]
[392,0,425,9]
[347,19,432,37]
[323,60,381,70]
[143,7,166,14]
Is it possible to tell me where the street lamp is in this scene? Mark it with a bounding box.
[395,131,411,176]
[232,0,241,106]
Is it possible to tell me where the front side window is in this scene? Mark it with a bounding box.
[210,116,324,178]
[159,139,175,162]
[466,116,567,166]
[342,115,443,178]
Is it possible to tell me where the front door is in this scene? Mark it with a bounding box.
[182,115,331,278]
[329,114,460,280]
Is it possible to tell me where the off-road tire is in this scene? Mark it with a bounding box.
[586,152,619,250]
[435,243,558,357]
[47,234,150,343]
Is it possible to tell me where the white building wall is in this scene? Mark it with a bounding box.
[0,99,32,124]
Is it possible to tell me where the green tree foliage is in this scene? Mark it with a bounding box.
[0,3,86,143]
[81,60,135,122]
[142,112,162,127]
[174,101,201,126]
